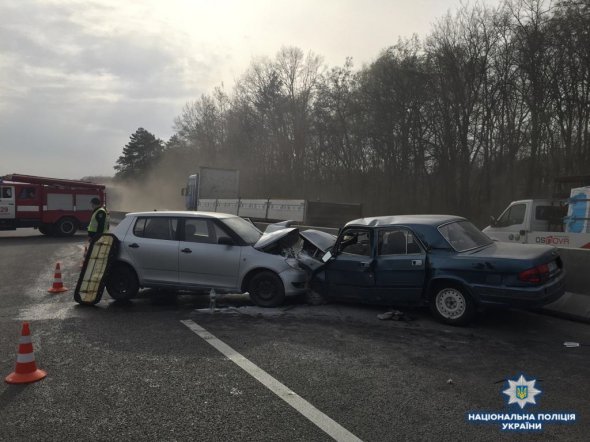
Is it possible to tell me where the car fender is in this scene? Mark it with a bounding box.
[426,276,478,304]
[111,257,144,286]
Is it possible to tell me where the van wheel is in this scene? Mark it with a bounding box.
[106,264,139,300]
[55,217,78,237]
[248,271,285,307]
[430,284,475,326]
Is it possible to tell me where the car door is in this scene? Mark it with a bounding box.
[373,228,426,305]
[124,216,179,285]
[178,217,242,290]
[324,227,375,302]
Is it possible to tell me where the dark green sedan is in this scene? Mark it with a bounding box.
[304,215,566,325]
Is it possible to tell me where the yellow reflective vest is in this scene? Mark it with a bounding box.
[88,207,110,234]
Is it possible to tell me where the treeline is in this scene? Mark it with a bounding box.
[116,0,590,224]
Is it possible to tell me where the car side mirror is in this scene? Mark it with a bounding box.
[218,237,235,246]
[321,251,333,263]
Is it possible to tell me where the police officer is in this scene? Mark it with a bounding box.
[88,197,109,241]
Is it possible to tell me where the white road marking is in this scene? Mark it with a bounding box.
[181,319,363,442]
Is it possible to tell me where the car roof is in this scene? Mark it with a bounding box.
[344,214,466,228]
[125,211,238,219]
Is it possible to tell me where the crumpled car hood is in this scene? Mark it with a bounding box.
[254,227,298,251]
[299,230,336,253]
[254,227,336,259]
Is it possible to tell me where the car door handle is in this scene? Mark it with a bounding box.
[360,261,371,269]
[128,243,139,248]
[181,248,192,254]
[411,259,423,266]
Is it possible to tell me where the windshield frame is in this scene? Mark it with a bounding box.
[221,216,262,245]
[437,220,493,252]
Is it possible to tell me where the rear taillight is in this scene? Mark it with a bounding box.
[518,264,550,283]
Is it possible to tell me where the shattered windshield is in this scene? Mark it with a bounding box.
[221,217,262,245]
[438,220,492,252]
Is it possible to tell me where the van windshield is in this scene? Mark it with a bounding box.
[438,221,493,252]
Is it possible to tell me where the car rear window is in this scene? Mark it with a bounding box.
[438,220,492,252]
[133,217,177,240]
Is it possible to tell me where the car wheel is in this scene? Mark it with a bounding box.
[55,217,78,237]
[430,284,475,326]
[106,264,139,301]
[248,271,285,307]
[305,289,327,306]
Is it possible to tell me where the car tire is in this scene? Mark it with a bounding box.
[248,271,285,307]
[429,283,475,326]
[305,289,327,306]
[55,217,78,237]
[106,263,139,301]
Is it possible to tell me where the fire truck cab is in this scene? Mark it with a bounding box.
[0,174,106,236]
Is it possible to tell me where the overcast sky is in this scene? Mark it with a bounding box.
[0,0,501,179]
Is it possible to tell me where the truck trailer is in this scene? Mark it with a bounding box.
[0,173,106,236]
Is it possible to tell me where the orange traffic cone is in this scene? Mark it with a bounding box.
[5,322,47,384]
[48,262,68,293]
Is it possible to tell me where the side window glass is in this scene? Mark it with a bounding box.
[497,204,526,227]
[137,217,177,240]
[213,223,232,244]
[19,187,36,199]
[379,230,406,255]
[378,229,423,255]
[133,218,147,237]
[338,229,371,256]
[1,187,12,199]
[184,219,214,243]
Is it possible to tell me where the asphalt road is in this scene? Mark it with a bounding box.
[1,229,589,441]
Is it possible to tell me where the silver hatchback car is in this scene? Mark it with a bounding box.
[107,211,321,306]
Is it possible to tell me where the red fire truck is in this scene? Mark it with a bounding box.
[0,174,106,236]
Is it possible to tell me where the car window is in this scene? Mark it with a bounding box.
[338,229,372,256]
[438,220,492,252]
[183,218,214,243]
[213,222,232,243]
[378,229,422,255]
[134,217,177,240]
[497,203,526,227]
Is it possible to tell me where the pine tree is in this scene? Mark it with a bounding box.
[114,128,164,180]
